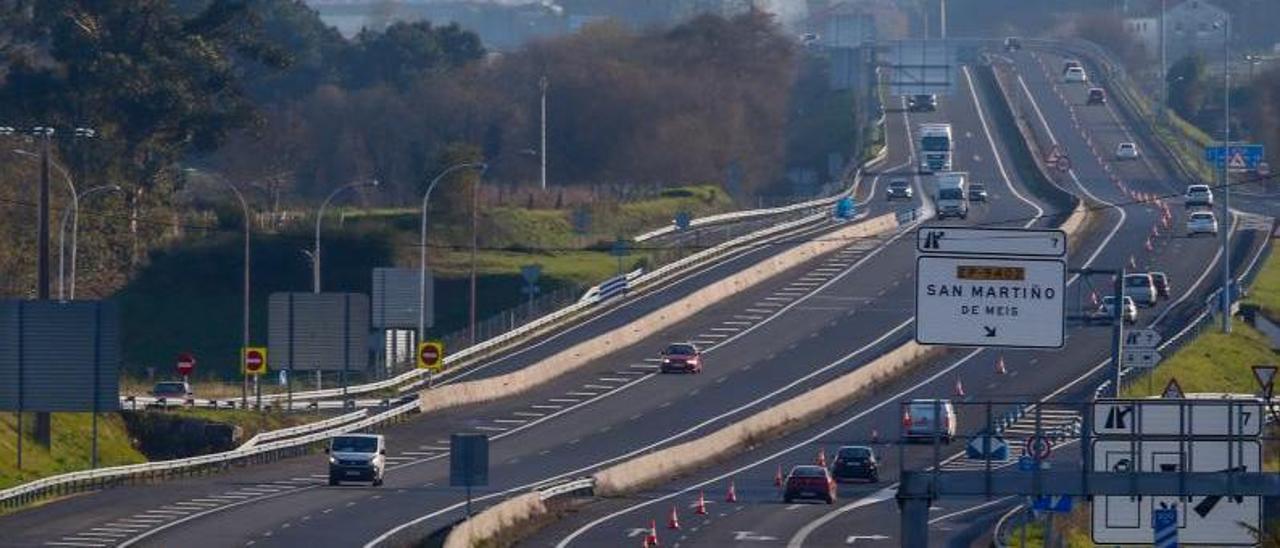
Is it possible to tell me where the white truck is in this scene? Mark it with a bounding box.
[918,123,953,173]
[934,172,968,220]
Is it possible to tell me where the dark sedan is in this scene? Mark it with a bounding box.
[830,445,879,483]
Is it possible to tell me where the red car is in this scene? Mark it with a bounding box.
[659,342,703,374]
[783,465,837,504]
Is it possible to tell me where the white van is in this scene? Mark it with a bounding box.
[904,399,957,443]
[1124,273,1158,306]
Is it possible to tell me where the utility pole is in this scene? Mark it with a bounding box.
[34,126,54,448]
[469,175,479,346]
[1219,18,1233,334]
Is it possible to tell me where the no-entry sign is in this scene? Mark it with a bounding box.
[418,341,445,372]
[243,347,268,376]
[176,352,196,377]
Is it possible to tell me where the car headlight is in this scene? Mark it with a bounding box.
[329,456,338,465]
[663,359,672,363]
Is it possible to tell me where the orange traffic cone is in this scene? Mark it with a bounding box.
[726,480,738,503]
[1129,255,1137,270]
[817,448,827,468]
[1089,290,1100,307]
[871,428,880,443]
[644,519,659,547]
[1145,237,1153,252]
[774,464,784,487]
[694,491,708,515]
[954,377,965,397]
[1152,224,1160,237]
[902,409,912,429]
[996,355,1008,375]
[668,504,681,530]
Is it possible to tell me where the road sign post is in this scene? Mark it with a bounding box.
[417,341,444,372]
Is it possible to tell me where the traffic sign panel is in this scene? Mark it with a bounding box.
[915,256,1065,348]
[965,432,1009,460]
[1032,495,1072,513]
[1123,328,1162,348]
[1093,399,1262,437]
[177,352,196,376]
[1121,348,1162,368]
[916,227,1067,257]
[418,341,445,372]
[243,347,268,376]
[1205,144,1264,172]
[1092,439,1260,545]
[1252,365,1276,398]
[1161,377,1185,399]
[1023,435,1052,460]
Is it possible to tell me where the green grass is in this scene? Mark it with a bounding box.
[1121,319,1273,397]
[0,412,147,490]
[163,408,313,440]
[1245,252,1280,320]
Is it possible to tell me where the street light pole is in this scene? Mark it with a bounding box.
[1219,18,1232,334]
[418,163,488,344]
[540,75,548,191]
[60,185,121,300]
[314,179,380,294]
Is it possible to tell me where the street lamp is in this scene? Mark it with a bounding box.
[418,162,488,343]
[314,179,380,293]
[12,149,77,300]
[1214,18,1232,333]
[59,185,122,300]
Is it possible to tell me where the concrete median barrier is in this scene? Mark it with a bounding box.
[418,213,900,414]
[593,341,934,496]
[443,492,544,548]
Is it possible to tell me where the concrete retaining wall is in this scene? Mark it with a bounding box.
[418,213,900,414]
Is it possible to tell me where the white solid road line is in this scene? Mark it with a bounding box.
[961,66,1045,222]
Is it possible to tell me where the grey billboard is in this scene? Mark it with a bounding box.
[0,300,121,412]
[268,292,369,372]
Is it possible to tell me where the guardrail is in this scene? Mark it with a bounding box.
[0,401,417,510]
[535,478,595,501]
[240,409,369,448]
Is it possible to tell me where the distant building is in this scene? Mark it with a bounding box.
[1123,0,1230,65]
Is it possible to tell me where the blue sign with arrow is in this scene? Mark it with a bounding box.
[965,432,1008,460]
[1153,505,1178,548]
[834,197,856,220]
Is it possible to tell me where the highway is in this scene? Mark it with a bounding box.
[523,46,1271,548]
[1,70,947,547]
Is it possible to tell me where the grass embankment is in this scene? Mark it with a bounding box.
[1008,250,1280,546]
[0,412,146,490]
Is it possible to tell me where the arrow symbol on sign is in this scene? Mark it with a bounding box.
[983,326,997,337]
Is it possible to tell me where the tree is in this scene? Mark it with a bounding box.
[344,20,484,90]
[1168,54,1209,123]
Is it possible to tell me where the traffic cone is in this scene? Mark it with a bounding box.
[902,409,912,429]
[726,480,738,503]
[774,464,784,487]
[1089,290,1100,306]
[694,491,708,515]
[817,448,827,468]
[954,377,966,397]
[1129,255,1137,269]
[1152,224,1160,237]
[996,355,1008,375]
[1145,237,1154,252]
[668,504,681,530]
[644,519,659,547]
[871,428,880,443]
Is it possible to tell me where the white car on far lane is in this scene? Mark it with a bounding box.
[1063,66,1088,83]
[1186,211,1219,236]
[1115,142,1140,160]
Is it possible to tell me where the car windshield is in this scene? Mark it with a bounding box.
[970,184,985,191]
[939,188,964,200]
[331,436,378,453]
[1188,186,1209,194]
[1102,296,1119,305]
[665,344,696,355]
[1192,213,1213,221]
[1125,276,1149,287]
[922,136,950,151]
[791,466,826,477]
[838,447,872,460]
[890,181,909,189]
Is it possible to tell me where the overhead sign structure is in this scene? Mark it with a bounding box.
[1205,144,1264,172]
[1093,399,1262,437]
[915,256,1066,348]
[1093,439,1260,545]
[883,40,957,96]
[417,341,444,372]
[916,227,1067,257]
[242,347,268,376]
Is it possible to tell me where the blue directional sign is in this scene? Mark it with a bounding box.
[834,196,856,220]
[1205,144,1264,171]
[1018,455,1036,471]
[1153,506,1178,548]
[965,432,1009,460]
[1031,495,1072,513]
[674,211,691,231]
